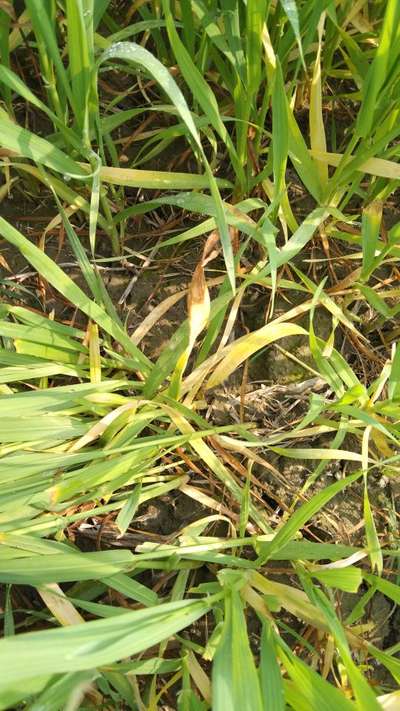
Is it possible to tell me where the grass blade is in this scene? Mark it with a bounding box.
[0,598,214,687]
[99,40,235,290]
[0,216,151,372]
[213,585,263,711]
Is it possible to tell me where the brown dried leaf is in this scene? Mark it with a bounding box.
[187,231,220,349]
[0,253,11,272]
[0,1,16,18]
[201,229,220,265]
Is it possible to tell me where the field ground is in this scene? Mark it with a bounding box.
[0,1,399,709]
